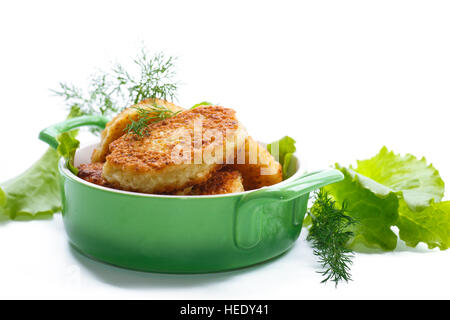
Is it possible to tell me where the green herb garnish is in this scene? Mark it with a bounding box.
[307,189,356,286]
[115,50,180,137]
[53,48,179,134]
[114,50,178,104]
[125,104,181,137]
[52,74,119,120]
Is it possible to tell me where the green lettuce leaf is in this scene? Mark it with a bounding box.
[267,136,297,179]
[324,147,449,251]
[191,101,213,109]
[354,147,448,250]
[325,165,399,251]
[0,148,62,220]
[57,132,80,175]
[355,146,445,211]
[396,200,450,250]
[0,186,5,207]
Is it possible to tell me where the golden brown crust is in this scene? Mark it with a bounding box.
[106,106,243,172]
[174,168,244,195]
[77,162,244,196]
[91,98,183,163]
[103,106,248,194]
[77,163,117,188]
[229,136,283,190]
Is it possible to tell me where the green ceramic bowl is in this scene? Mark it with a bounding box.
[39,116,343,273]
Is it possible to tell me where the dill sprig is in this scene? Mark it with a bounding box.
[125,104,181,137]
[52,74,119,119]
[52,47,179,133]
[114,50,178,105]
[307,189,356,287]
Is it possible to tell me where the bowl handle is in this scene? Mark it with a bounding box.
[234,169,344,249]
[39,115,109,149]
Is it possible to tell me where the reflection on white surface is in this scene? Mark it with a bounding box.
[0,213,447,299]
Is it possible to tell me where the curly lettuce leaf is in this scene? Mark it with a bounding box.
[0,148,62,220]
[397,200,450,250]
[57,132,80,175]
[355,146,445,211]
[267,136,297,179]
[325,147,449,251]
[354,147,448,250]
[325,165,399,251]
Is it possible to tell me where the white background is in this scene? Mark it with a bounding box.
[0,0,449,299]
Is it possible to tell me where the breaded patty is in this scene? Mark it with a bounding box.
[91,98,183,163]
[174,168,244,195]
[78,163,244,196]
[230,136,282,190]
[103,106,248,194]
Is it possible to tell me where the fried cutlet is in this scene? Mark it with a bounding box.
[102,106,248,194]
[78,163,244,195]
[229,136,283,190]
[174,168,244,195]
[91,98,183,163]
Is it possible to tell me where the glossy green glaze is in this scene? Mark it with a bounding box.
[42,116,344,273]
